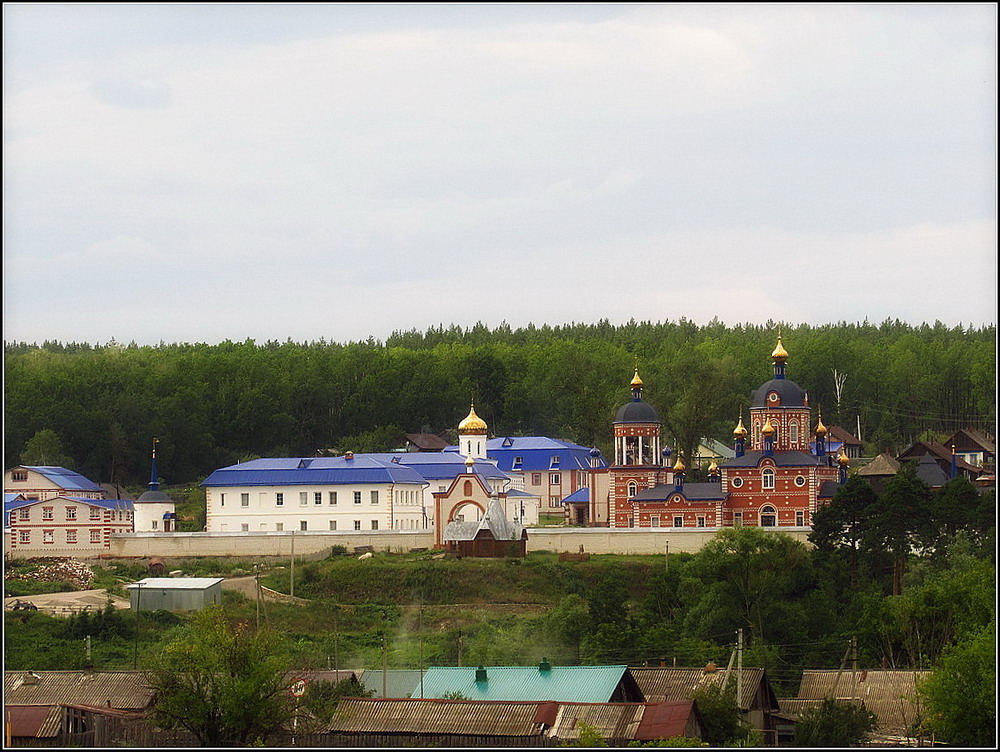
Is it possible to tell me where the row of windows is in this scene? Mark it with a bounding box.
[227,519,385,532]
[221,490,382,508]
[18,529,104,544]
[729,472,807,491]
[20,506,112,522]
[529,473,563,486]
[732,509,806,526]
[510,455,563,470]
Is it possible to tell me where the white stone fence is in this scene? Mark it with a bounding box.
[4,526,814,561]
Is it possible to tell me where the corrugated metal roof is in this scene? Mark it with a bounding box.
[5,705,62,738]
[21,466,104,492]
[630,667,772,712]
[550,701,644,741]
[795,670,931,734]
[328,697,544,736]
[358,669,423,699]
[636,700,699,741]
[367,453,511,481]
[418,665,629,703]
[127,577,223,590]
[4,671,155,711]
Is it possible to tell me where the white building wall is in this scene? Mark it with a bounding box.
[205,481,430,533]
[134,502,176,532]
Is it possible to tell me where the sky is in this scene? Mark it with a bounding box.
[3,3,997,346]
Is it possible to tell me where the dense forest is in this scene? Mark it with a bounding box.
[4,318,995,487]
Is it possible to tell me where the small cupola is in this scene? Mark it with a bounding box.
[539,657,552,672]
[475,666,488,683]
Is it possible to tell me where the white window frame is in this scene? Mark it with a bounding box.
[276,493,284,506]
[354,491,362,505]
[760,505,777,527]
[673,516,683,528]
[315,492,323,505]
[66,507,77,520]
[550,473,561,485]
[329,491,337,505]
[299,520,308,531]
[42,507,54,521]
[354,520,361,531]
[19,508,30,521]
[762,469,775,490]
[300,492,308,506]
[370,490,379,505]
[19,530,30,543]
[90,529,102,544]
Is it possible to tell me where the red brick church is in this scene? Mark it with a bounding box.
[610,338,846,529]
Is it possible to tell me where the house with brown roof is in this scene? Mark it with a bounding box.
[5,703,140,748]
[781,669,932,746]
[630,665,781,745]
[324,697,704,746]
[943,427,995,472]
[896,441,986,482]
[827,426,864,459]
[4,670,156,712]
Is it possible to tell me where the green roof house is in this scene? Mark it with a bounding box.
[416,660,644,703]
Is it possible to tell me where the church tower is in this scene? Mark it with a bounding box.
[458,402,488,460]
[609,369,670,527]
[748,336,812,452]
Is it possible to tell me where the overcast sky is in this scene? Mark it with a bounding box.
[3,3,996,346]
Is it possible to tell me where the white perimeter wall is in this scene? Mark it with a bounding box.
[1,527,814,560]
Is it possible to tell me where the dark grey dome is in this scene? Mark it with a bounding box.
[136,490,172,503]
[751,378,807,408]
[615,400,661,423]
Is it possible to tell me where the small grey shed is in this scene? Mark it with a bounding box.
[125,577,223,612]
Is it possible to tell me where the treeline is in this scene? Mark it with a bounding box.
[4,318,994,487]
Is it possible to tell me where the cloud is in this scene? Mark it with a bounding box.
[91,77,172,109]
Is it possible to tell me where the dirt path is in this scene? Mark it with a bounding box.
[4,589,129,617]
[222,575,309,604]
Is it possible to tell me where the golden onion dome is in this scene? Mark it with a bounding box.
[771,336,789,362]
[631,368,644,387]
[458,403,488,434]
[838,452,850,467]
[733,416,747,438]
[465,455,476,469]
[815,416,828,436]
[708,460,719,473]
[762,416,776,436]
[673,456,686,472]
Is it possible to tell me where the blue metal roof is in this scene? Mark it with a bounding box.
[418,665,630,703]
[21,466,103,492]
[201,455,428,487]
[444,437,608,473]
[366,453,510,481]
[561,488,590,504]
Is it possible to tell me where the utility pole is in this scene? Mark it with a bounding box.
[254,563,261,630]
[132,583,142,669]
[382,632,388,698]
[664,540,669,573]
[736,628,744,707]
[850,636,858,703]
[290,529,295,599]
[457,630,463,667]
[419,607,425,699]
[85,635,91,665]
[334,608,339,671]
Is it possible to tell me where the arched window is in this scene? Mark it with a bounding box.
[760,505,777,526]
[789,421,799,445]
[627,481,638,498]
[762,468,775,490]
[464,480,473,496]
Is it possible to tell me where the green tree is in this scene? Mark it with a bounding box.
[20,428,75,468]
[862,462,933,595]
[689,682,751,746]
[794,697,877,747]
[810,476,878,588]
[148,605,292,746]
[918,623,996,747]
[297,677,374,731]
